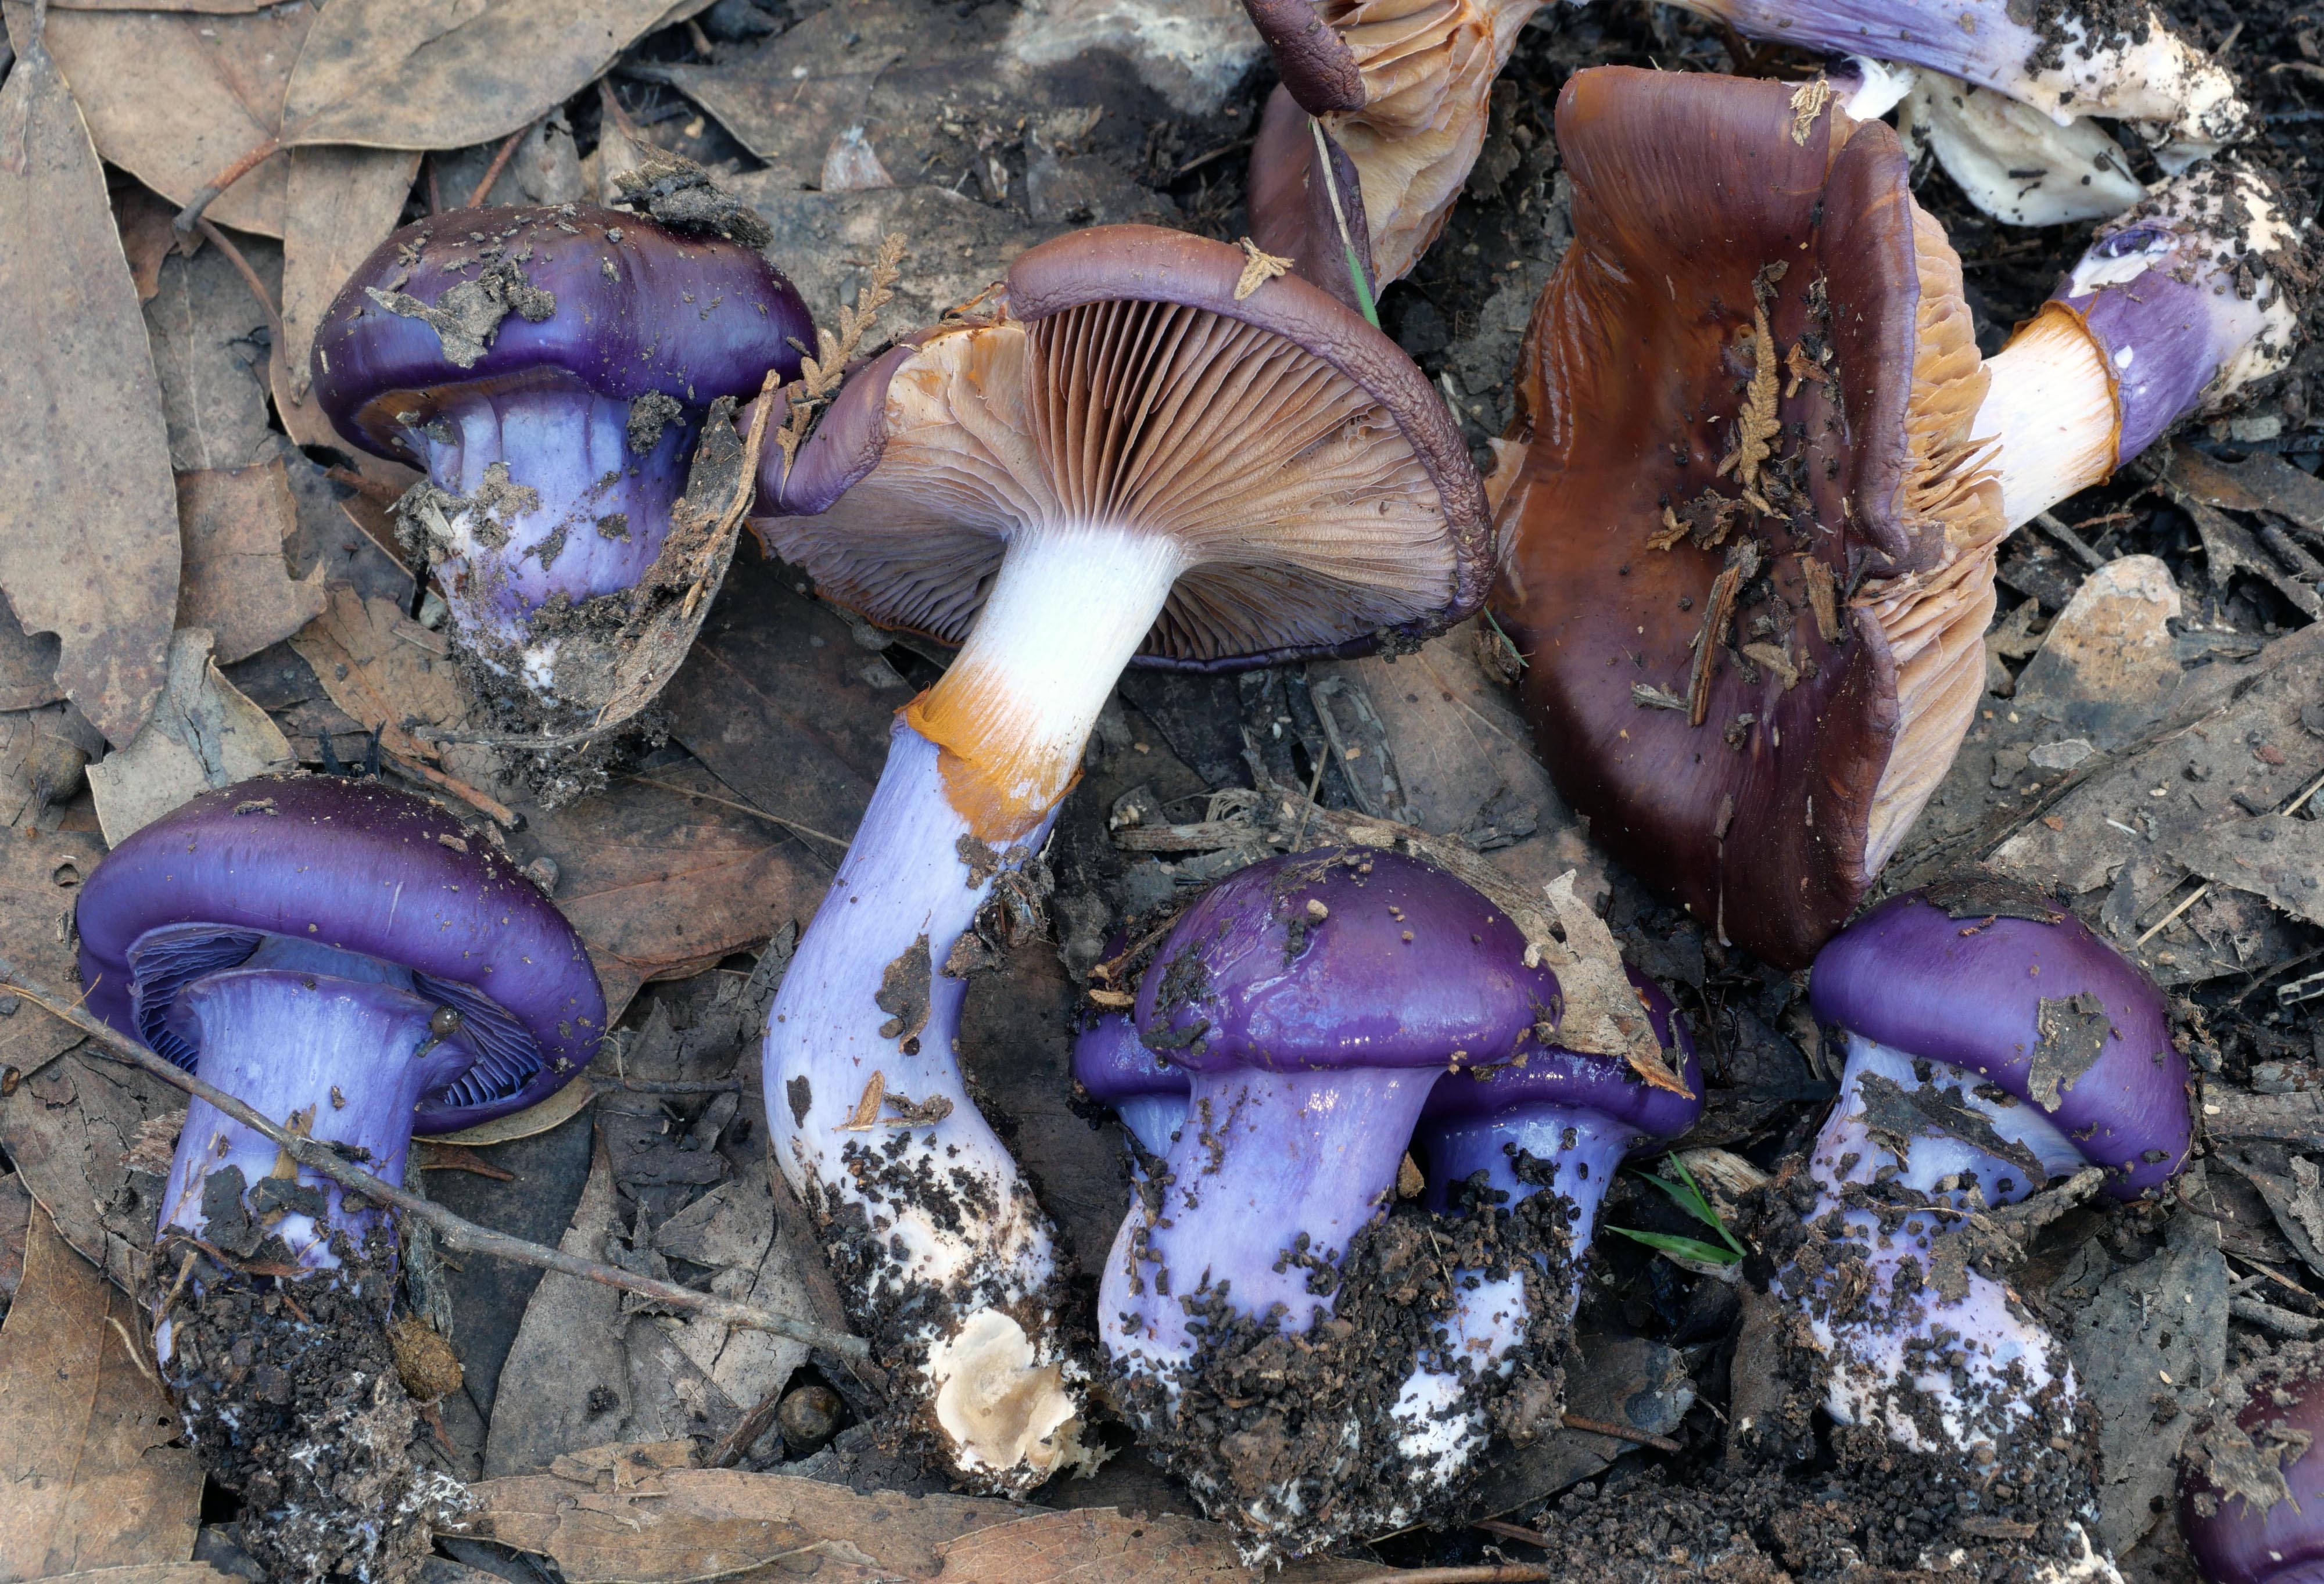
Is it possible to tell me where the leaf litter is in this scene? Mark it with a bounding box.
[0,0,2322,1578]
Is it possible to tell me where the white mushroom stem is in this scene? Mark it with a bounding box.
[762,519,1183,1494]
[1971,310,2119,530]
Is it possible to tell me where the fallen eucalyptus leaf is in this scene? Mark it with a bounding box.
[176,460,327,663]
[87,627,294,844]
[0,29,180,746]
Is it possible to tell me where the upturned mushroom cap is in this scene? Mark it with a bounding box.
[311,203,810,462]
[76,775,605,1133]
[1135,847,1555,1074]
[752,224,1490,671]
[1242,0,1546,286]
[1808,876,2188,1200]
[2180,1344,2324,1584]
[1247,85,1381,315]
[1420,969,1702,1142]
[1492,68,2005,969]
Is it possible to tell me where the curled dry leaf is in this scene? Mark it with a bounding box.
[86,628,294,845]
[0,1207,203,1578]
[273,145,424,407]
[2,1,305,237]
[0,31,180,748]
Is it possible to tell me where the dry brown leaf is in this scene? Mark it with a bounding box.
[176,461,327,663]
[0,611,63,714]
[87,628,294,845]
[0,31,181,748]
[0,1043,186,1292]
[0,826,106,1086]
[281,0,678,150]
[457,1456,1374,1583]
[0,1207,202,1578]
[0,1170,28,1307]
[2,3,306,238]
[521,763,831,1020]
[274,145,422,405]
[1538,870,1691,1096]
[112,181,180,304]
[287,584,469,770]
[142,232,279,473]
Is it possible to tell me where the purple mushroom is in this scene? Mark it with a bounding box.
[310,202,809,714]
[1073,1007,1188,1160]
[1975,157,2304,529]
[750,225,1487,1496]
[2180,1346,2324,1584]
[1100,846,1559,1552]
[1666,0,2252,171]
[1387,971,1702,1500]
[1792,875,2189,1467]
[74,773,602,1578]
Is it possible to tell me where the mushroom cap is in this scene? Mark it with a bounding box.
[2179,1344,2324,1584]
[1072,1010,1182,1108]
[1808,877,2189,1200]
[1419,968,1703,1143]
[1490,67,2003,969]
[1247,85,1380,315]
[752,224,1490,672]
[311,203,811,464]
[1134,847,1555,1075]
[75,774,605,1134]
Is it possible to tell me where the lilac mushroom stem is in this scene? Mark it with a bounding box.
[1390,976,1701,1493]
[1974,157,2304,529]
[1789,879,2189,1464]
[1668,0,2251,166]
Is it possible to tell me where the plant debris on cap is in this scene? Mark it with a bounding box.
[752,222,1492,671]
[1242,0,1547,290]
[1492,69,2005,969]
[75,773,605,1133]
[2180,1341,2324,1584]
[1810,875,2190,1198]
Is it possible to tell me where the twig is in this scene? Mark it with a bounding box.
[383,750,521,831]
[707,1379,788,1468]
[626,774,850,854]
[1,968,868,1360]
[2031,511,2110,572]
[193,218,286,353]
[1471,1518,1554,1550]
[1559,1411,1683,1453]
[2136,881,2210,946]
[464,118,539,209]
[107,1315,159,1382]
[1286,743,1330,852]
[174,135,282,235]
[1346,1568,1554,1584]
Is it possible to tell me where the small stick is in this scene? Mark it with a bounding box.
[2031,511,2110,572]
[706,1380,787,1468]
[173,135,282,235]
[1,968,868,1360]
[1344,1567,1554,1584]
[2136,881,2209,947]
[1559,1411,1683,1453]
[1471,1518,1554,1550]
[626,774,850,854]
[382,750,522,831]
[193,218,286,353]
[464,118,539,209]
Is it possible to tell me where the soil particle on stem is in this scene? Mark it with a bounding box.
[145,1216,468,1584]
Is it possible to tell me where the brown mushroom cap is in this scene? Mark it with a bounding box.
[1491,69,2003,968]
[754,224,1491,672]
[1244,1,1545,287]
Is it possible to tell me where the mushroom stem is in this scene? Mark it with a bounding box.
[1101,1064,1438,1374]
[402,385,694,689]
[1970,159,2302,529]
[904,524,1185,840]
[159,965,469,1281]
[1786,1033,2085,1453]
[1672,0,2250,163]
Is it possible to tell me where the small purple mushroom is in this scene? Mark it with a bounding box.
[1073,1007,1187,1161]
[2179,1345,2324,1584]
[1388,971,1701,1495]
[310,202,809,713]
[1974,157,2305,529]
[1794,875,2189,1464]
[74,773,602,1578]
[1101,846,1558,1551]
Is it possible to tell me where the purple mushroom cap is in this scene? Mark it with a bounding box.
[1809,882,2189,1199]
[2180,1348,2324,1584]
[1420,969,1703,1144]
[1136,847,1558,1072]
[1074,1009,1183,1108]
[76,774,605,1133]
[311,203,811,462]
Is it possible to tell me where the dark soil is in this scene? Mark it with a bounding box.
[145,1188,465,1584]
